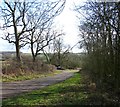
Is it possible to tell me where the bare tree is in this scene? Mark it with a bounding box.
[42,29,65,63]
[0,0,66,62]
[0,1,37,62]
[47,36,73,68]
[24,0,66,62]
[29,28,64,62]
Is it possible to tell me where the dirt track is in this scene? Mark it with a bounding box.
[1,71,76,99]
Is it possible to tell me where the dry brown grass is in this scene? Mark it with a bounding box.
[2,57,56,76]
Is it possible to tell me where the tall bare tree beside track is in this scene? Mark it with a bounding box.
[25,0,66,62]
[0,0,66,62]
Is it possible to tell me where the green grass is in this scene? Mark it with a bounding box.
[3,73,85,106]
[2,70,62,82]
[2,72,115,106]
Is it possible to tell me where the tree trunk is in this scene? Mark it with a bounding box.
[15,41,21,62]
[13,11,21,62]
[32,56,36,62]
[58,50,61,66]
[31,47,36,62]
[31,45,37,62]
[43,51,50,64]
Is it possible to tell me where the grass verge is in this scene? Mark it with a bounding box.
[2,70,62,82]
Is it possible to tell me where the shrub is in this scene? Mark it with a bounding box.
[2,55,56,75]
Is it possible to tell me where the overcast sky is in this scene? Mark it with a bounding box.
[0,0,85,53]
[54,0,81,53]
